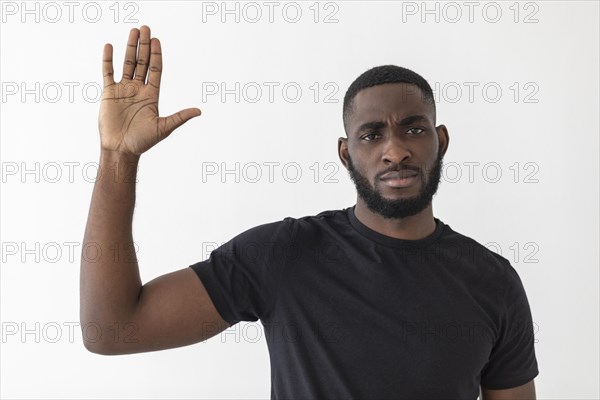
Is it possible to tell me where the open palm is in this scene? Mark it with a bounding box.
[99,26,201,156]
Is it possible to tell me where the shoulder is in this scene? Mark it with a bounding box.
[441,221,515,273]
[438,222,526,297]
[439,222,533,318]
[230,207,350,244]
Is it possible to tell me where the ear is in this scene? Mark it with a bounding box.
[436,124,449,158]
[338,137,349,170]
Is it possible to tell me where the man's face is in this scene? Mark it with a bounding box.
[340,83,448,219]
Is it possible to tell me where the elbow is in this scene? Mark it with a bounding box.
[83,337,117,355]
[80,320,121,355]
[83,341,104,355]
[83,340,126,356]
[80,319,139,355]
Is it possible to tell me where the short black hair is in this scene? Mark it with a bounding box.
[342,65,436,135]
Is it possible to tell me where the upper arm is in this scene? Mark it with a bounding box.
[479,262,539,390]
[481,379,536,400]
[90,267,230,355]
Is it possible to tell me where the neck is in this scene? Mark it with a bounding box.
[353,199,436,241]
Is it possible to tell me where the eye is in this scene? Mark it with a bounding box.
[362,132,381,141]
[407,127,425,135]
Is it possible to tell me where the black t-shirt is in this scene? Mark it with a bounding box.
[190,206,539,399]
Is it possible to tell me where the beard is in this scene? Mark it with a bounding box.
[346,151,444,219]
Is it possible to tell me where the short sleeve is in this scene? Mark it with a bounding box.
[189,218,295,326]
[480,264,539,389]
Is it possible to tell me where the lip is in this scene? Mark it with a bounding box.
[379,170,419,189]
[379,170,418,180]
[380,175,417,188]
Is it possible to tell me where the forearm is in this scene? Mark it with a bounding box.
[80,149,142,348]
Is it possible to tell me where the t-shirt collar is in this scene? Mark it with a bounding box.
[346,205,445,249]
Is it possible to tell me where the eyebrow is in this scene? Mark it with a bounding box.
[354,115,430,135]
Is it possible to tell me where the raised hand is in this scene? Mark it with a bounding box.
[98,25,201,156]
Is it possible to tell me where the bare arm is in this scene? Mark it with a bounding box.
[80,26,229,355]
[481,380,536,400]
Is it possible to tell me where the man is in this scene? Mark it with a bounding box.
[81,25,539,399]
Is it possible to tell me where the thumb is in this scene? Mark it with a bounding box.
[160,108,202,137]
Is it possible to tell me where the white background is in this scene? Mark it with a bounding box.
[1,0,598,398]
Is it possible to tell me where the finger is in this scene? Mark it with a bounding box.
[122,28,139,80]
[147,38,162,91]
[134,25,151,83]
[160,108,202,136]
[102,43,115,88]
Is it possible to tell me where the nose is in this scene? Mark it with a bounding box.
[381,134,412,165]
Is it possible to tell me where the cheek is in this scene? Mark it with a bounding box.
[352,154,376,176]
[429,131,442,157]
[418,140,439,167]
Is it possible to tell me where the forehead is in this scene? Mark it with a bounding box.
[349,83,433,128]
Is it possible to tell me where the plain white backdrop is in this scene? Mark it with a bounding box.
[1,1,598,398]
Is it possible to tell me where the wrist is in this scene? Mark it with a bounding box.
[98,149,140,184]
[100,148,141,164]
